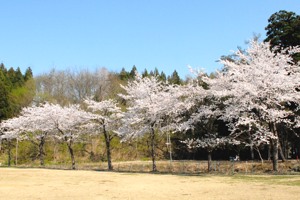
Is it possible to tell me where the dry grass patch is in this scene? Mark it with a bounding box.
[1,168,300,200]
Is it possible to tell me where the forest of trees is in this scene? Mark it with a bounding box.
[0,10,300,172]
[0,64,35,121]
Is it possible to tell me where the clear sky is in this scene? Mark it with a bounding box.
[1,1,299,78]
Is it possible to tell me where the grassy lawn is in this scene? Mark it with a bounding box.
[0,168,300,199]
[230,175,300,186]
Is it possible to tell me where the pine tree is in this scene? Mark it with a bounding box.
[24,67,33,81]
[14,67,25,87]
[0,64,35,120]
[0,63,7,73]
[142,69,149,78]
[159,71,167,82]
[265,10,300,62]
[168,70,182,85]
[153,68,160,77]
[129,65,137,79]
[0,72,10,121]
[119,68,129,80]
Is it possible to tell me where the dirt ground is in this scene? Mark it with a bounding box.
[0,168,300,200]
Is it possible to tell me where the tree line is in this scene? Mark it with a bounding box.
[119,65,182,85]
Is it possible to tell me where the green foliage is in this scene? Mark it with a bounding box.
[142,69,149,78]
[0,132,172,166]
[159,71,167,82]
[264,10,300,62]
[0,63,35,121]
[119,66,138,81]
[17,141,39,164]
[117,66,182,85]
[9,79,36,115]
[168,70,182,85]
[153,67,159,77]
[129,65,137,78]
[119,67,130,80]
[24,67,33,81]
[117,66,182,84]
[0,80,10,120]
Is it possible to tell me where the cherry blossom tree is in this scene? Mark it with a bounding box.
[19,103,58,166]
[25,103,91,168]
[0,116,26,166]
[49,103,92,169]
[200,40,300,171]
[84,99,123,170]
[183,134,238,170]
[118,74,186,172]
[179,99,239,171]
[229,116,272,163]
[171,70,234,171]
[1,102,91,169]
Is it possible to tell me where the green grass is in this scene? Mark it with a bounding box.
[230,175,300,186]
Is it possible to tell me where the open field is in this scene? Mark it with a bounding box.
[1,168,300,200]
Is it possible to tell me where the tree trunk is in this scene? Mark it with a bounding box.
[254,146,264,164]
[15,139,18,166]
[270,123,279,171]
[267,144,271,161]
[39,136,46,166]
[66,141,76,170]
[150,127,157,172]
[7,140,11,167]
[278,141,286,162]
[271,139,278,172]
[250,145,255,160]
[207,151,212,172]
[280,126,289,159]
[247,131,255,160]
[283,139,289,159]
[103,125,113,171]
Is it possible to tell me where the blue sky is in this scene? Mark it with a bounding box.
[1,1,299,78]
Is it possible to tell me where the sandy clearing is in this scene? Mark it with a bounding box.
[0,168,299,200]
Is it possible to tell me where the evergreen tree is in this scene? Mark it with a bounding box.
[7,67,15,87]
[153,68,160,77]
[159,71,167,82]
[14,67,25,87]
[129,65,137,79]
[264,10,300,62]
[142,69,149,78]
[0,71,10,121]
[168,70,182,85]
[149,70,154,77]
[119,67,129,80]
[24,67,33,81]
[0,63,7,73]
[0,64,35,121]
